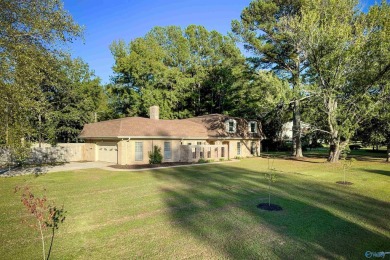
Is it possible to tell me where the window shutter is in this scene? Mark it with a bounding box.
[248,121,257,133]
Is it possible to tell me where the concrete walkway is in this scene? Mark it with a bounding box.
[0,161,113,177]
[47,161,113,173]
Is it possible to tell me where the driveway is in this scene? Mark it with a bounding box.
[1,161,114,177]
[47,161,113,173]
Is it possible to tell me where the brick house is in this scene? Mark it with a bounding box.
[78,106,262,165]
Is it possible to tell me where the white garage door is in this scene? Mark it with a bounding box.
[97,142,118,163]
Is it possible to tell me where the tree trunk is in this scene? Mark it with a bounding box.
[292,99,303,157]
[5,103,9,145]
[387,143,390,162]
[326,96,341,163]
[328,139,349,163]
[328,143,341,163]
[38,114,42,148]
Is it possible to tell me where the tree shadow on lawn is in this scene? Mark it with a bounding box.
[361,169,390,177]
[152,164,390,259]
[262,150,386,163]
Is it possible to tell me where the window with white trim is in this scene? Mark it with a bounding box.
[226,119,237,133]
[237,142,241,156]
[135,142,143,161]
[249,121,257,133]
[164,142,172,159]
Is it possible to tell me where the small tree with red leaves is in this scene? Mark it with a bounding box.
[15,186,66,260]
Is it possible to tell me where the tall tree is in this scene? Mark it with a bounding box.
[287,0,390,162]
[0,0,82,148]
[355,96,390,162]
[109,25,246,119]
[232,0,307,158]
[40,56,106,144]
[230,69,290,119]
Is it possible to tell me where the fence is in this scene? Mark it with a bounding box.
[0,143,86,166]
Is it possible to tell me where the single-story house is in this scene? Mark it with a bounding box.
[78,106,262,165]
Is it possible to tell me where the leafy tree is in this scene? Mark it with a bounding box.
[355,96,390,161]
[0,0,82,149]
[229,69,291,149]
[40,57,107,144]
[286,0,390,162]
[232,0,308,158]
[109,25,247,119]
[104,83,141,118]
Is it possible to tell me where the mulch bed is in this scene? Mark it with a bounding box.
[336,181,353,185]
[257,203,283,211]
[110,162,200,170]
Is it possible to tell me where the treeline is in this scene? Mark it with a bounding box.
[1,0,389,162]
[106,1,390,162]
[0,0,108,148]
[107,25,288,120]
[105,25,291,149]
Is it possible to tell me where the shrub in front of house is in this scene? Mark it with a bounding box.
[198,158,208,163]
[148,146,163,164]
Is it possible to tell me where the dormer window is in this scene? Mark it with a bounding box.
[226,119,237,133]
[249,121,257,133]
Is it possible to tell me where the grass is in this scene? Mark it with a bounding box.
[263,147,388,161]
[0,154,389,259]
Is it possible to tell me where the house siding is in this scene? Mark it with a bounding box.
[80,138,260,165]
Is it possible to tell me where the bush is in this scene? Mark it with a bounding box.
[148,146,163,164]
[198,158,208,163]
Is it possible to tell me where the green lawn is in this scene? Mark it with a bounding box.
[1,156,389,259]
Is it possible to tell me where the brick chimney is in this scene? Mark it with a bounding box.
[149,106,159,120]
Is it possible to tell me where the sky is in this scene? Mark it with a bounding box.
[63,0,381,84]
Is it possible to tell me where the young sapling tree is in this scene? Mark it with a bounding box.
[339,157,356,185]
[15,186,66,260]
[258,156,282,211]
[265,171,277,206]
[266,155,277,206]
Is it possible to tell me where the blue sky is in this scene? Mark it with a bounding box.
[63,0,381,84]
